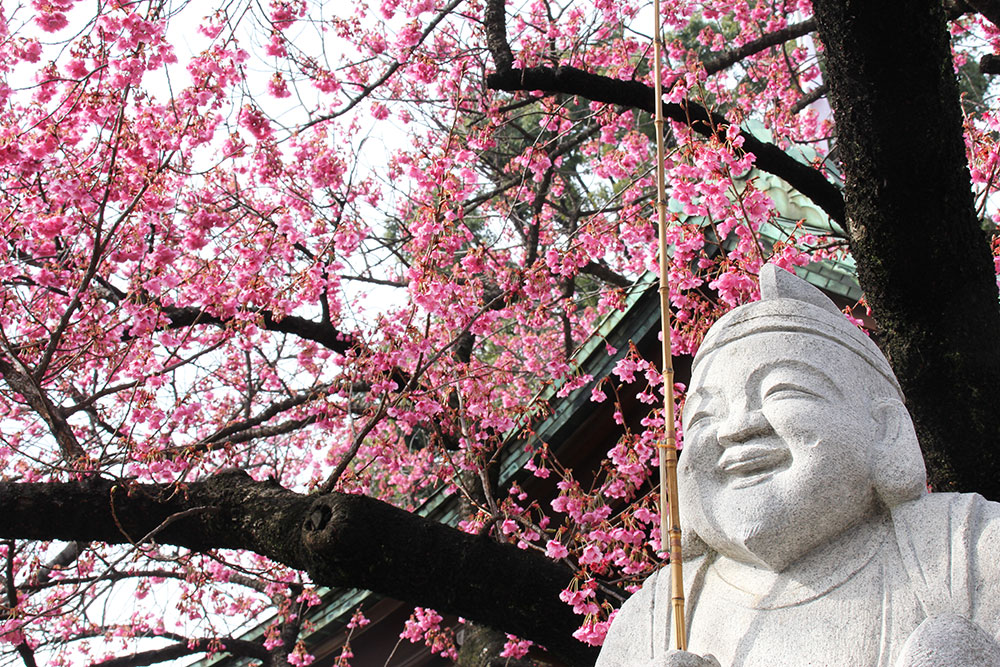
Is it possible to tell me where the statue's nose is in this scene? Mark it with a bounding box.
[716,409,771,447]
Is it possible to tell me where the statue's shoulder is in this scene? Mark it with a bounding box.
[597,556,709,666]
[596,568,669,666]
[890,492,1000,624]
[890,491,1000,535]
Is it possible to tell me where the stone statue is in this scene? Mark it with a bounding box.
[596,265,1000,667]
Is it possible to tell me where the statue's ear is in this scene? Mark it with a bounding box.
[870,398,927,507]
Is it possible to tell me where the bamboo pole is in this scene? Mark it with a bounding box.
[651,0,687,652]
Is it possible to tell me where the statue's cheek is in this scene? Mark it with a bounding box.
[678,435,716,477]
[762,403,828,447]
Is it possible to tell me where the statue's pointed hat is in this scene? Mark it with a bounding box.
[695,265,902,398]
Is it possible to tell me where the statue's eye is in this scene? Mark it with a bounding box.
[763,382,820,401]
[686,409,716,431]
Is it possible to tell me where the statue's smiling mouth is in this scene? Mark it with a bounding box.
[717,445,791,487]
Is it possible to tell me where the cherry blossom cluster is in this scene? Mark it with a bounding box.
[2,0,998,664]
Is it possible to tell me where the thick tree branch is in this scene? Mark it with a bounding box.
[791,83,829,114]
[702,19,816,76]
[0,471,601,666]
[485,64,845,223]
[157,308,409,401]
[980,53,1000,74]
[0,357,88,464]
[579,261,630,288]
[89,637,268,667]
[35,540,87,587]
[160,307,356,355]
[481,0,845,224]
[484,0,514,72]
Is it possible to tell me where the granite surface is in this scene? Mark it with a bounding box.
[595,266,1000,667]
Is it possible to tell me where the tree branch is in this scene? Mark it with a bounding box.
[3,541,38,667]
[484,0,514,72]
[485,64,845,223]
[980,53,1000,75]
[702,19,816,76]
[35,540,87,587]
[791,83,829,114]
[480,0,845,224]
[89,637,268,667]
[579,261,630,288]
[159,307,356,355]
[0,356,88,465]
[0,471,601,666]
[197,385,333,447]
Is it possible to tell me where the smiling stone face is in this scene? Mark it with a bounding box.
[594,268,979,667]
[678,331,884,571]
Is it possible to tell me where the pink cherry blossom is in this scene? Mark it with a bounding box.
[0,0,988,664]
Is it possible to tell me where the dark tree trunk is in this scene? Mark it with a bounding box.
[811,0,1000,497]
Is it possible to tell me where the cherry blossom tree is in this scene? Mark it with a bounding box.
[1,0,999,665]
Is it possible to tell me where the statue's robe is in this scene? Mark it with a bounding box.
[596,493,1000,666]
